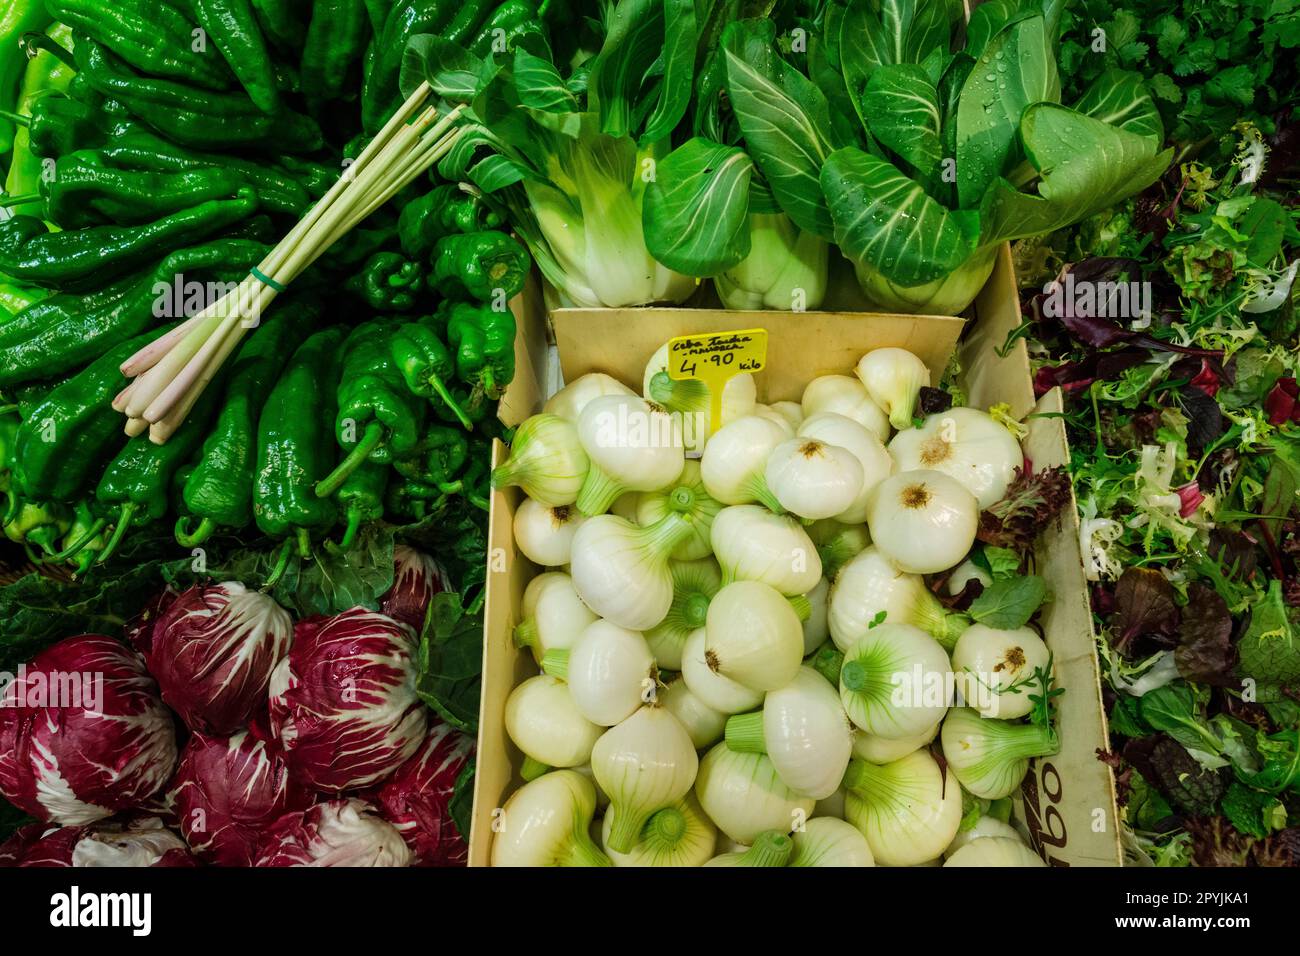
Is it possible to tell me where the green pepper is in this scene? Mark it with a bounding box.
[430,230,531,303]
[274,155,336,199]
[433,379,493,427]
[389,318,472,428]
[11,151,247,229]
[301,0,369,106]
[176,299,318,547]
[316,320,426,496]
[75,35,324,152]
[190,0,282,113]
[253,327,345,555]
[0,238,268,387]
[362,0,455,132]
[42,499,108,571]
[0,281,47,315]
[446,301,516,398]
[335,460,388,549]
[46,0,233,90]
[384,474,444,522]
[469,0,542,58]
[398,184,504,259]
[3,501,71,557]
[10,326,172,504]
[344,250,425,310]
[3,24,78,217]
[0,188,259,290]
[0,2,51,155]
[393,425,469,489]
[250,0,308,52]
[364,0,395,30]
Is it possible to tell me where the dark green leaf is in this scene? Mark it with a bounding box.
[1073,68,1164,141]
[644,137,753,275]
[981,545,1022,579]
[1109,694,1149,738]
[967,573,1048,629]
[1124,734,1227,816]
[1241,196,1289,268]
[861,64,944,185]
[1139,683,1227,756]
[1221,782,1278,839]
[448,757,476,841]
[416,592,483,733]
[405,34,497,100]
[1126,770,1177,831]
[513,49,580,112]
[1237,580,1300,687]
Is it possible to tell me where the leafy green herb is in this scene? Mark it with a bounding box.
[968,574,1048,630]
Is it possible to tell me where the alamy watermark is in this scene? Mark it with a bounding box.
[1041,272,1152,323]
[0,667,104,712]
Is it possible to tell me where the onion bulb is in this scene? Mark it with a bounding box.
[544,373,635,423]
[854,348,930,431]
[866,470,978,574]
[705,581,804,691]
[699,415,788,512]
[838,623,952,738]
[711,505,822,595]
[800,577,830,655]
[944,837,1046,867]
[680,627,762,716]
[570,512,693,630]
[765,437,864,520]
[635,460,721,561]
[695,743,815,844]
[951,624,1052,719]
[828,547,969,650]
[491,770,611,867]
[658,674,727,748]
[513,572,598,665]
[789,817,874,867]
[703,830,793,867]
[939,707,1059,799]
[944,816,1023,858]
[842,751,962,866]
[544,621,655,727]
[889,407,1023,509]
[801,374,890,442]
[600,793,716,867]
[751,403,798,437]
[797,413,895,523]
[643,342,756,444]
[807,519,870,583]
[514,500,586,567]
[504,675,603,771]
[575,394,686,516]
[491,414,590,507]
[852,720,940,764]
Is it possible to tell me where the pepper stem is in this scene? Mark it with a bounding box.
[0,193,38,208]
[46,519,107,562]
[174,516,215,548]
[95,503,137,565]
[339,507,363,550]
[724,711,767,754]
[263,539,294,590]
[3,489,20,526]
[315,421,385,498]
[0,110,29,128]
[427,373,472,430]
[296,526,312,558]
[21,32,76,68]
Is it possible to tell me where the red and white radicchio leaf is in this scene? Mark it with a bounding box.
[0,635,178,825]
[268,608,427,792]
[0,817,193,868]
[253,799,411,867]
[145,582,294,734]
[373,722,473,866]
[380,545,448,631]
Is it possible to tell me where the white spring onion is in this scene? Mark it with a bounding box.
[842,751,963,866]
[852,720,940,764]
[750,403,798,437]
[491,414,590,507]
[854,348,931,432]
[635,460,721,561]
[725,667,852,799]
[681,627,762,715]
[600,793,717,867]
[504,675,604,776]
[575,394,686,515]
[702,830,794,867]
[789,817,875,866]
[592,704,699,853]
[542,621,656,727]
[947,558,992,595]
[695,743,816,844]
[768,401,804,432]
[839,623,953,738]
[543,372,635,423]
[801,577,830,655]
[801,375,890,442]
[699,415,788,512]
[940,707,1060,799]
[643,342,756,443]
[888,407,1023,509]
[944,837,1046,867]
[705,581,804,691]
[570,512,693,630]
[711,505,822,595]
[944,816,1023,859]
[644,558,721,670]
[514,500,586,567]
[659,674,728,749]
[866,470,979,574]
[951,624,1052,719]
[797,413,895,523]
[807,519,870,583]
[828,547,970,650]
[513,571,598,665]
[490,770,611,867]
[765,437,864,520]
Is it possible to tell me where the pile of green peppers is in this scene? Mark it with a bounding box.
[0,2,538,575]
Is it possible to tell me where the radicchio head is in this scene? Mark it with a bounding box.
[253,799,412,867]
[380,545,448,631]
[372,722,473,866]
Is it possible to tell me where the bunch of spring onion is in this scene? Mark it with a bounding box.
[114,83,463,443]
[489,344,1062,867]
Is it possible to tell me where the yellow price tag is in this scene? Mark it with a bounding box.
[667,328,768,436]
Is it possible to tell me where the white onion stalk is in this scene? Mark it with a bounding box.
[852,720,940,764]
[570,512,694,630]
[839,623,952,738]
[801,375,890,442]
[695,743,816,844]
[828,547,970,650]
[807,519,870,583]
[491,414,590,507]
[797,413,894,524]
[544,372,635,423]
[575,394,686,515]
[711,505,822,595]
[951,624,1052,719]
[504,675,603,776]
[593,704,699,853]
[769,401,804,432]
[889,407,1022,509]
[702,830,793,867]
[643,342,756,444]
[659,674,727,748]
[725,667,852,799]
[944,837,1046,867]
[789,817,875,867]
[542,621,656,727]
[940,707,1060,799]
[699,415,788,512]
[842,751,963,866]
[800,577,830,655]
[947,558,992,595]
[944,815,1023,858]
[705,581,804,691]
[751,403,798,437]
[854,348,931,431]
[765,438,864,520]
[635,460,721,561]
[514,500,586,567]
[491,770,611,867]
[513,572,598,665]
[644,558,721,670]
[866,470,978,574]
[600,793,716,867]
[681,627,762,715]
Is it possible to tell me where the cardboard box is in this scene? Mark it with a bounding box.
[470,246,1121,866]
